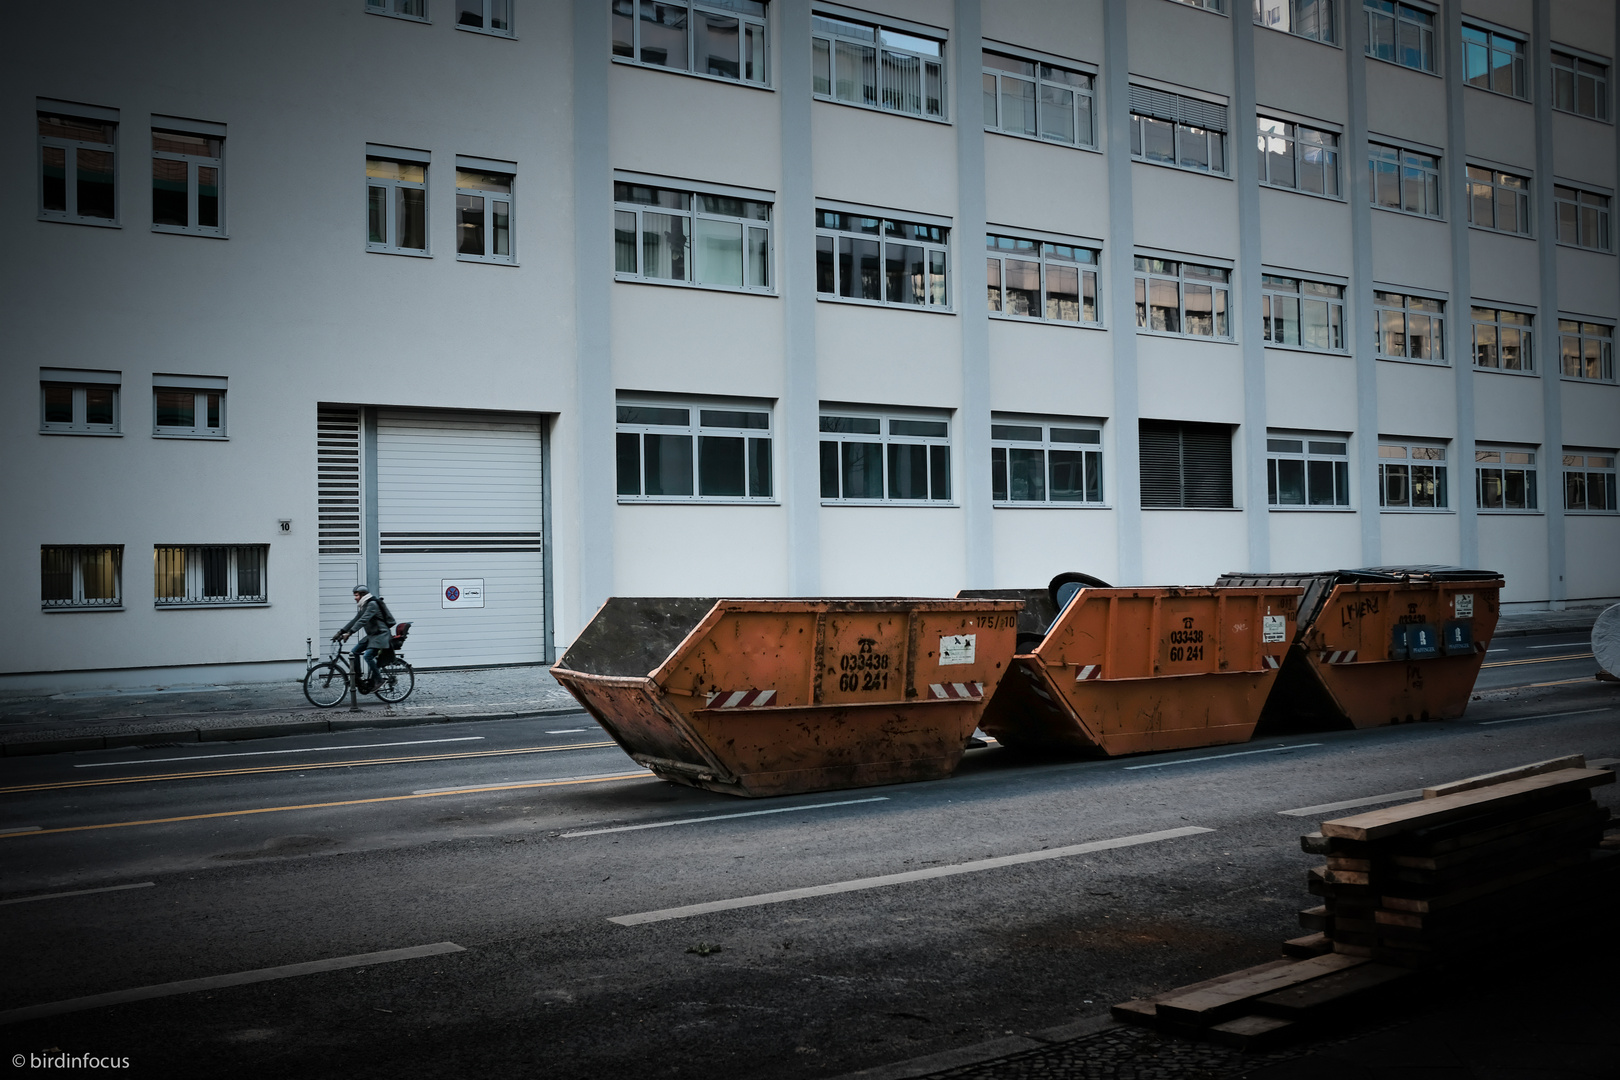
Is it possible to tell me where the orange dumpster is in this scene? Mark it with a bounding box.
[1213,566,1504,730]
[550,597,1022,797]
[961,584,1303,756]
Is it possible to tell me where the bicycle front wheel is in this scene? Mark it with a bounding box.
[303,662,351,708]
[373,659,415,704]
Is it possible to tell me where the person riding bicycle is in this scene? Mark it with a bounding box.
[335,585,391,688]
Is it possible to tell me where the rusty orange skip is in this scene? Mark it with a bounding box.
[550,597,1021,797]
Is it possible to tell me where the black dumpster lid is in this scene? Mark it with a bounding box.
[1216,565,1501,586]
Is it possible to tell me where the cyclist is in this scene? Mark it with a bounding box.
[336,585,391,688]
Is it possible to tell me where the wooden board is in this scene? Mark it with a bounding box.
[1321,769,1613,842]
[1422,755,1585,799]
[1108,958,1297,1025]
[1154,953,1366,1025]
[1253,962,1412,1017]
[1390,804,1609,870]
[1207,1014,1296,1050]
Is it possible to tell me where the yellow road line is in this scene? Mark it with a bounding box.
[0,771,656,839]
[1482,652,1593,669]
[1527,676,1603,688]
[0,741,617,795]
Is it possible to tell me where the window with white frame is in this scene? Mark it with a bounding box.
[456,0,512,34]
[153,376,226,438]
[1474,447,1537,511]
[40,371,120,435]
[1258,118,1340,196]
[982,50,1094,148]
[1466,166,1530,235]
[1552,50,1610,121]
[154,545,269,606]
[991,420,1104,505]
[819,411,951,503]
[1365,1,1435,74]
[1471,307,1532,372]
[41,546,122,610]
[816,211,947,307]
[152,126,223,236]
[1374,292,1445,362]
[1462,24,1526,99]
[1254,0,1336,45]
[367,0,428,21]
[1268,433,1351,507]
[1261,275,1345,351]
[616,401,773,501]
[1168,0,1225,11]
[616,182,772,291]
[1135,257,1232,339]
[366,153,428,254]
[1129,86,1228,175]
[812,13,944,118]
[1378,440,1448,508]
[38,109,117,224]
[614,0,768,85]
[1555,185,1611,251]
[457,164,514,263]
[1140,420,1233,509]
[1558,320,1615,381]
[1369,142,1441,217]
[986,234,1100,325]
[1563,450,1617,512]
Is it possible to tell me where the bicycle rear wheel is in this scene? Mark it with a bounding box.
[303,662,350,708]
[373,659,415,704]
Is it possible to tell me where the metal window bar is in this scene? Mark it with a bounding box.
[154,545,268,605]
[41,545,122,608]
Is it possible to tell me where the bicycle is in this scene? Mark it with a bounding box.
[303,624,415,708]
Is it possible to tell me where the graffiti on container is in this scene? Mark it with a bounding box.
[837,638,892,691]
[1169,618,1205,662]
[1340,596,1380,626]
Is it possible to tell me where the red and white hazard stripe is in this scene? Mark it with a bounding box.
[928,682,984,700]
[1319,650,1358,665]
[1074,664,1103,681]
[704,689,776,708]
[1262,655,1281,670]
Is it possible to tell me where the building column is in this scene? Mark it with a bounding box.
[1444,0,1478,567]
[1344,1,1382,567]
[1103,0,1142,585]
[955,0,992,587]
[1532,0,1567,605]
[1232,7,1269,573]
[779,0,820,595]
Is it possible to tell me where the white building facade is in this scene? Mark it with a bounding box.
[4,0,1618,687]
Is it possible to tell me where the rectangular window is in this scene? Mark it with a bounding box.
[819,410,951,503]
[1169,0,1225,10]
[153,377,226,438]
[1558,320,1615,382]
[1258,118,1340,196]
[1374,291,1446,363]
[1462,24,1526,99]
[812,14,944,118]
[41,546,122,610]
[1471,307,1533,372]
[154,545,270,606]
[1474,448,1537,511]
[986,234,1100,325]
[1261,275,1345,351]
[816,210,947,307]
[615,0,769,86]
[1134,257,1232,339]
[982,51,1095,148]
[152,126,223,236]
[1365,1,1435,74]
[366,153,428,254]
[616,401,773,501]
[1128,86,1228,175]
[1267,433,1351,507]
[990,420,1104,505]
[1378,440,1448,508]
[456,0,513,34]
[1554,185,1611,251]
[1551,50,1610,121]
[1140,420,1233,509]
[1466,166,1530,235]
[40,373,120,434]
[456,165,515,262]
[1254,0,1336,45]
[366,0,429,21]
[38,109,117,224]
[1369,142,1441,217]
[617,182,772,291]
[1563,450,1618,512]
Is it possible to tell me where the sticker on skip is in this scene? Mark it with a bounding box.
[1454,593,1474,617]
[940,634,976,665]
[1262,615,1287,643]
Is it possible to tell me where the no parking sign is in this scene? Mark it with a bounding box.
[442,579,485,608]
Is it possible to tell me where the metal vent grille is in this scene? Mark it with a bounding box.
[317,406,361,554]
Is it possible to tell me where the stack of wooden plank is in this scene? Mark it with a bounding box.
[1298,757,1615,968]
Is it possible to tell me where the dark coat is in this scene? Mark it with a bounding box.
[339,596,393,649]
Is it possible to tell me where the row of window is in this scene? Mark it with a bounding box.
[40,372,227,438]
[41,545,269,611]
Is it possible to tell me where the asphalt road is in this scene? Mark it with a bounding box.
[1,631,1614,1080]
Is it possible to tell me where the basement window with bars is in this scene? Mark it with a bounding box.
[41,545,123,610]
[1139,420,1233,509]
[154,545,270,606]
